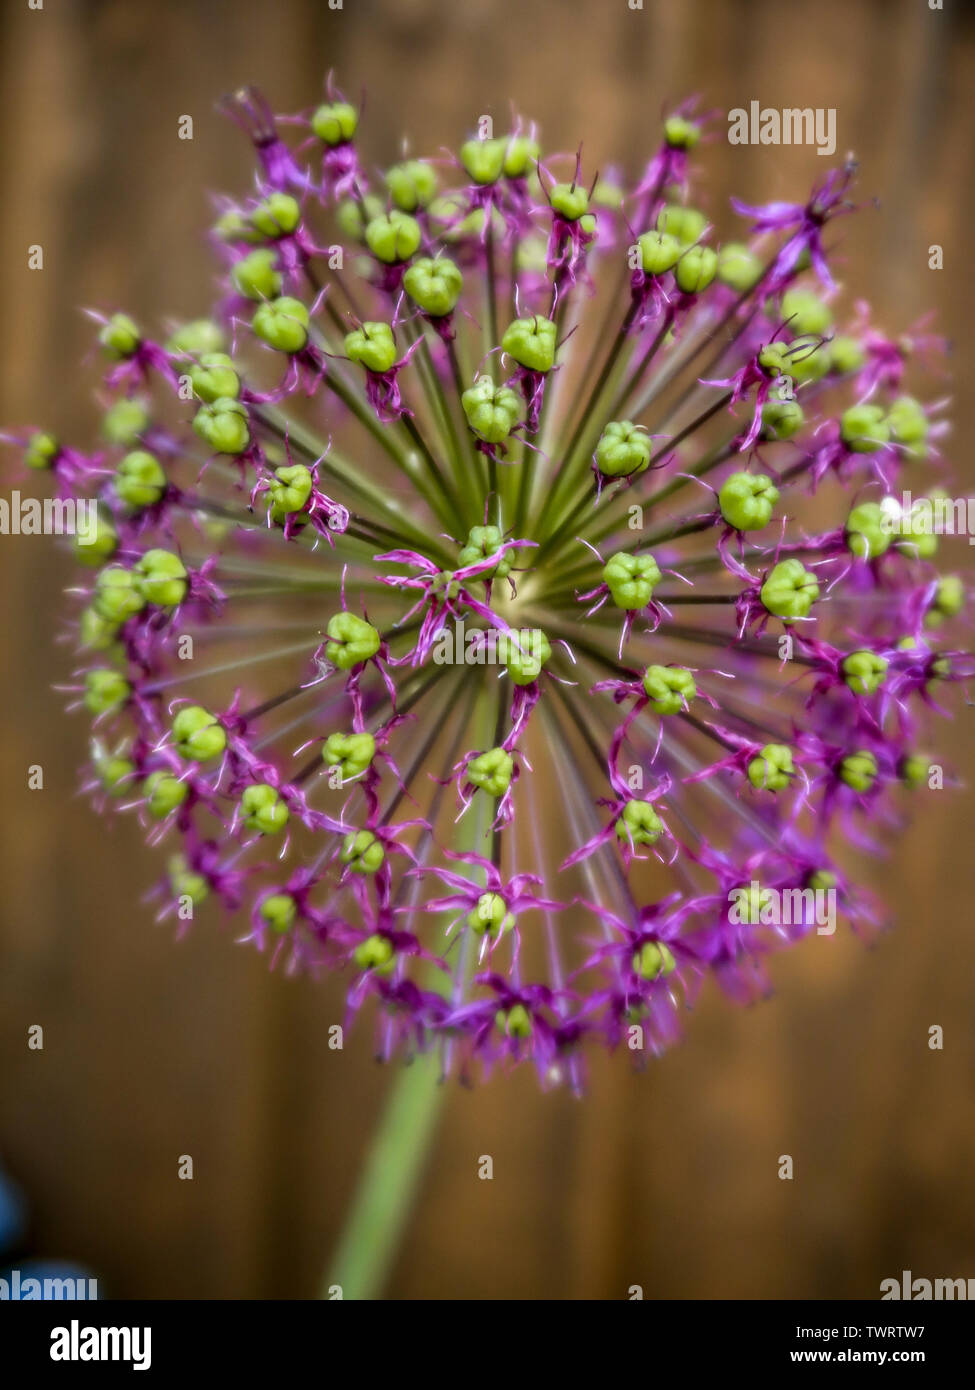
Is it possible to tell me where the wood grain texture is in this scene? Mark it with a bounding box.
[0,0,972,1299]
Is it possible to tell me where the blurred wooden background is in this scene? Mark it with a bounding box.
[1,0,973,1298]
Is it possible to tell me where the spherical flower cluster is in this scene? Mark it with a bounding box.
[9,80,971,1088]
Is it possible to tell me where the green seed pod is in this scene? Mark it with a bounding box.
[84,668,130,716]
[232,248,282,301]
[251,192,301,238]
[899,754,931,788]
[637,230,682,276]
[325,612,381,669]
[656,205,706,245]
[760,559,820,622]
[808,869,837,892]
[840,403,890,454]
[718,471,779,531]
[496,1003,532,1038]
[502,630,551,686]
[385,159,438,212]
[336,194,384,241]
[345,321,397,375]
[716,242,762,292]
[467,891,514,939]
[172,705,226,762]
[252,296,309,353]
[341,829,385,876]
[842,650,889,696]
[457,524,513,580]
[632,940,677,980]
[403,256,463,318]
[761,398,804,441]
[734,882,774,926]
[311,101,358,146]
[840,750,878,793]
[828,336,866,375]
[845,501,892,560]
[895,497,938,559]
[93,565,147,624]
[663,114,700,150]
[460,137,507,185]
[79,605,122,654]
[165,318,225,359]
[461,376,521,444]
[595,420,652,478]
[354,933,396,973]
[102,397,150,447]
[887,395,930,453]
[115,449,166,510]
[73,504,118,566]
[501,315,557,373]
[99,312,141,359]
[616,799,664,846]
[168,855,209,907]
[746,743,795,791]
[260,893,298,934]
[188,352,240,403]
[503,134,540,178]
[778,288,833,337]
[269,463,312,520]
[25,431,59,471]
[239,783,290,835]
[550,183,589,221]
[136,549,188,608]
[143,770,190,820]
[928,574,964,624]
[364,210,421,264]
[674,245,718,295]
[787,341,830,385]
[322,731,376,780]
[214,209,262,243]
[602,551,661,609]
[193,397,250,455]
[642,665,696,714]
[93,748,135,796]
[467,746,514,797]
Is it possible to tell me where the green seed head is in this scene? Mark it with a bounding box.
[616,799,664,846]
[99,312,141,358]
[460,137,507,185]
[899,754,931,788]
[232,247,282,301]
[496,1003,532,1038]
[193,397,250,455]
[840,403,890,454]
[887,395,930,453]
[461,376,522,444]
[761,397,804,441]
[840,750,878,793]
[93,565,147,624]
[168,855,209,907]
[260,893,298,934]
[336,194,384,242]
[718,471,779,531]
[502,630,551,685]
[550,183,589,221]
[637,230,682,276]
[656,204,706,245]
[188,352,240,404]
[115,449,166,510]
[842,650,889,696]
[458,524,513,580]
[325,612,381,669]
[311,101,358,146]
[79,605,122,654]
[602,551,662,609]
[845,501,892,560]
[353,932,396,973]
[595,420,652,478]
[84,668,130,716]
[664,114,700,150]
[385,159,438,212]
[760,559,820,622]
[632,940,677,980]
[345,321,397,374]
[778,288,833,337]
[674,244,718,295]
[102,397,149,446]
[403,256,463,318]
[143,771,190,820]
[252,296,309,354]
[240,783,290,835]
[251,192,301,238]
[92,745,135,796]
[165,319,225,359]
[501,315,557,373]
[341,829,385,875]
[642,664,697,714]
[136,549,188,608]
[716,241,763,292]
[746,743,795,792]
[895,498,938,560]
[322,731,376,780]
[502,134,540,178]
[364,210,421,264]
[828,336,866,375]
[172,705,226,762]
[734,882,774,926]
[467,891,514,939]
[927,574,964,625]
[269,463,313,519]
[74,504,118,567]
[808,869,837,892]
[467,746,514,797]
[25,431,58,471]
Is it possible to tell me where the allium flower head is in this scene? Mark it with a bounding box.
[10,80,971,1089]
